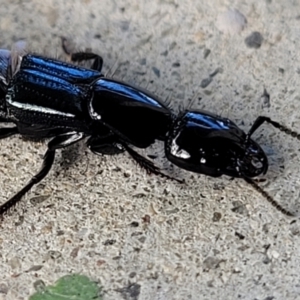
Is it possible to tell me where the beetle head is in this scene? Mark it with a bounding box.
[235,138,268,178]
[165,111,268,179]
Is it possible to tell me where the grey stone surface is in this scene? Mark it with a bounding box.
[0,1,300,299]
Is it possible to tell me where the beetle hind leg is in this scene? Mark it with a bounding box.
[0,132,85,215]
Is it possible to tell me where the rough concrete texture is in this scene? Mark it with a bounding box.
[0,0,300,299]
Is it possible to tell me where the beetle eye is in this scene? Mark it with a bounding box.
[251,157,263,169]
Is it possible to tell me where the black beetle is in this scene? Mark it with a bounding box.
[0,41,297,216]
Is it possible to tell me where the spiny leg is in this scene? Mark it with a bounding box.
[122,144,184,184]
[244,177,295,217]
[88,134,183,183]
[87,134,125,155]
[0,132,85,215]
[61,37,103,72]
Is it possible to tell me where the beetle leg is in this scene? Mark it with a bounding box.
[122,144,184,183]
[88,134,183,183]
[61,37,103,72]
[0,132,85,215]
[87,131,183,182]
[0,115,18,139]
[70,52,103,72]
[0,126,18,139]
[87,134,125,155]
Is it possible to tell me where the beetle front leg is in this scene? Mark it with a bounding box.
[0,131,85,215]
[122,144,183,183]
[88,134,183,183]
[87,134,125,155]
[88,133,164,176]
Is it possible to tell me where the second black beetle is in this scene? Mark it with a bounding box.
[0,42,297,216]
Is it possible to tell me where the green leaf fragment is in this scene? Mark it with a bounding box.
[29,274,102,300]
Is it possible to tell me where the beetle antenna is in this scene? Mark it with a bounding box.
[247,116,300,140]
[244,116,300,216]
[244,177,296,217]
[263,117,300,140]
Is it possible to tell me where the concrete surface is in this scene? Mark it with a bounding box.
[0,0,300,299]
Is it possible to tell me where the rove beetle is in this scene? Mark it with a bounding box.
[0,40,298,216]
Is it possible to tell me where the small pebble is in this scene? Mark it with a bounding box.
[271,250,280,259]
[203,48,211,59]
[201,77,212,88]
[212,212,222,222]
[245,31,264,49]
[261,88,270,108]
[203,257,224,270]
[216,9,247,35]
[152,67,160,78]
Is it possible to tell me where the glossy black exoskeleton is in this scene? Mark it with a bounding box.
[0,44,177,215]
[166,110,268,178]
[0,41,298,216]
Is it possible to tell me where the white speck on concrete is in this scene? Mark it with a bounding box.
[216,8,247,35]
